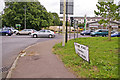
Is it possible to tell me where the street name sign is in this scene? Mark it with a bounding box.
[74,42,89,62]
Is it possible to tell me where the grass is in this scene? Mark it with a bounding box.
[53,37,119,78]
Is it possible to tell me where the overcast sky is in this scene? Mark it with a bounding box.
[0,0,119,17]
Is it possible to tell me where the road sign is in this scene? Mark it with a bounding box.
[16,24,21,30]
[60,0,74,15]
[74,42,89,62]
[16,24,21,27]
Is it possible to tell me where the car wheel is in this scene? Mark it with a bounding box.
[28,33,31,35]
[49,34,52,38]
[8,34,11,36]
[91,35,95,37]
[33,34,37,38]
[14,31,16,33]
[95,35,98,37]
[102,35,104,37]
[16,33,20,35]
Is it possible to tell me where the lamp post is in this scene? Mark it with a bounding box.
[24,5,26,29]
[65,0,68,43]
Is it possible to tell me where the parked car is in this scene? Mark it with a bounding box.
[16,29,36,35]
[80,30,94,35]
[11,28,19,33]
[111,32,120,37]
[3,27,18,33]
[90,29,108,37]
[0,28,13,36]
[31,30,55,38]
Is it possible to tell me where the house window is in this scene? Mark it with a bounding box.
[87,19,90,21]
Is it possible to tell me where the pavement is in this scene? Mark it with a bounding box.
[11,39,76,78]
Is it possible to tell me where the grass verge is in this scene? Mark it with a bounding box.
[53,37,119,78]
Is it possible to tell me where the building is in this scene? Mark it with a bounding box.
[60,17,104,24]
[88,21,119,30]
[60,16,120,29]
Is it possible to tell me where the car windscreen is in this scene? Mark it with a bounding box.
[3,29,10,31]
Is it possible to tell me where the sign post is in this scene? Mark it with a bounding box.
[16,24,21,31]
[60,0,74,44]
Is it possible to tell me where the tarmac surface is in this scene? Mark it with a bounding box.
[11,39,76,78]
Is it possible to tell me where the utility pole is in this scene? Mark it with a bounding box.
[24,5,26,29]
[62,0,66,46]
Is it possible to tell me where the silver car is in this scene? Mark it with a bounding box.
[31,30,55,38]
[16,29,36,35]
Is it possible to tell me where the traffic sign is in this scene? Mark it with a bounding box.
[16,24,21,27]
[60,0,74,15]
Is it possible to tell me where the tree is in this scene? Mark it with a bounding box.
[2,1,59,30]
[52,13,60,26]
[59,21,63,26]
[94,1,120,41]
[98,19,108,29]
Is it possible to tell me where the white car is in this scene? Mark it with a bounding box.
[11,28,19,33]
[31,30,55,38]
[16,29,36,35]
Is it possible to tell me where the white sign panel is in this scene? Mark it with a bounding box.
[74,42,89,62]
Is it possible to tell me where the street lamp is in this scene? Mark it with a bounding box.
[24,5,26,29]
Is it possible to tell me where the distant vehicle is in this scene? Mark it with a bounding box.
[90,29,108,37]
[11,28,19,33]
[16,29,36,35]
[31,30,55,38]
[111,32,120,37]
[80,30,94,35]
[0,28,13,36]
[3,27,18,33]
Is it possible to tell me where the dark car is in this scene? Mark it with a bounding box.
[0,29,13,36]
[80,30,93,35]
[111,32,120,37]
[90,29,108,37]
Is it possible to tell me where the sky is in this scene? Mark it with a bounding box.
[0,0,119,17]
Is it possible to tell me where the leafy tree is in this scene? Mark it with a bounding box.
[52,13,60,26]
[98,19,108,29]
[94,1,120,41]
[59,21,63,26]
[2,1,60,30]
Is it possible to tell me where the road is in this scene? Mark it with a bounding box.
[1,33,91,78]
[1,34,62,78]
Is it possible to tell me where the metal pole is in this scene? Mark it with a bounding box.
[69,19,71,40]
[77,21,78,38]
[59,26,60,34]
[74,20,75,40]
[62,0,66,46]
[65,0,68,43]
[24,5,26,29]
